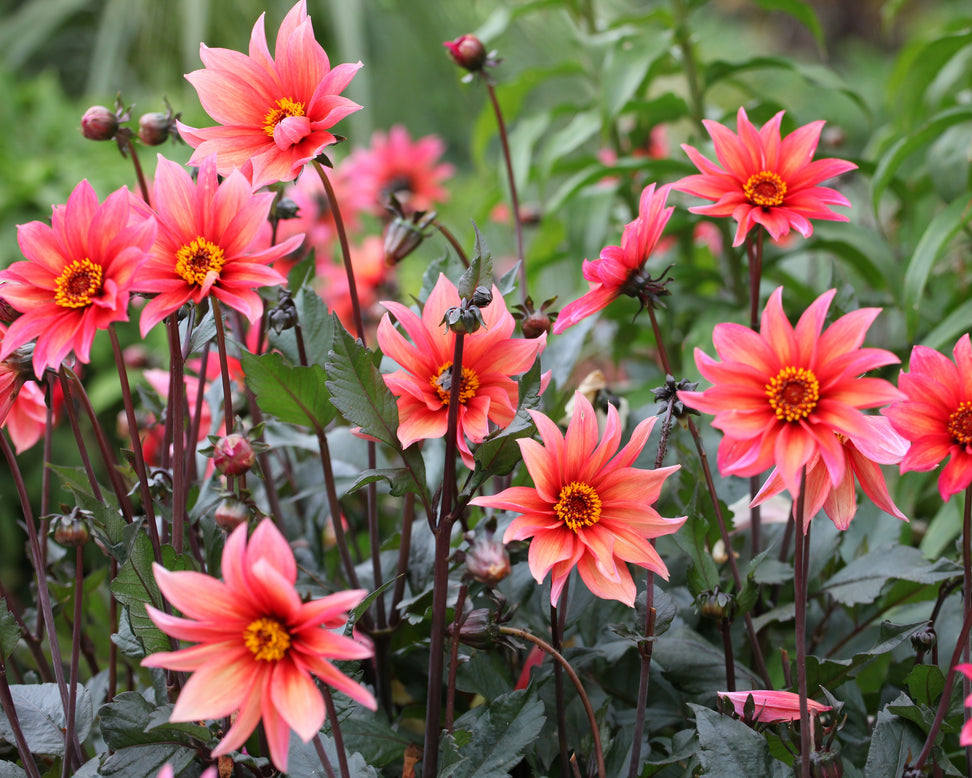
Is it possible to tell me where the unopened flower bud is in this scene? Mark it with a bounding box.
[443,35,488,72]
[810,748,843,778]
[214,497,249,531]
[452,608,496,650]
[213,434,256,476]
[470,286,492,308]
[521,309,552,339]
[910,624,936,653]
[51,508,90,547]
[274,197,300,221]
[466,535,511,587]
[268,289,299,334]
[384,207,436,266]
[697,588,734,620]
[138,112,175,146]
[441,305,485,335]
[0,295,20,323]
[81,106,119,141]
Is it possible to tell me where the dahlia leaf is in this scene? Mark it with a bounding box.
[269,286,335,367]
[0,601,18,661]
[457,223,493,301]
[241,350,335,430]
[863,696,927,778]
[691,705,790,778]
[0,683,93,757]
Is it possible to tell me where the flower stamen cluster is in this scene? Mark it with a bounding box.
[243,617,292,661]
[54,258,104,309]
[766,366,820,422]
[554,481,602,531]
[175,237,226,286]
[263,98,306,138]
[432,362,479,405]
[947,401,972,446]
[744,171,787,207]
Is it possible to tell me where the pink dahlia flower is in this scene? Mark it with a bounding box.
[142,519,376,772]
[553,183,674,334]
[136,155,301,335]
[178,0,362,189]
[679,287,903,500]
[885,334,972,501]
[752,416,908,531]
[675,107,856,246]
[470,392,685,606]
[377,273,546,467]
[955,664,972,746]
[344,125,454,214]
[720,690,831,724]
[0,181,156,376]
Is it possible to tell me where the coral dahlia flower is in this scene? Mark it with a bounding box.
[719,690,831,724]
[675,107,856,247]
[955,664,972,746]
[752,416,909,531]
[142,519,376,772]
[884,334,972,501]
[0,181,156,377]
[553,183,674,334]
[377,274,546,467]
[344,125,454,214]
[470,392,685,606]
[136,155,301,335]
[679,287,903,500]
[177,0,362,189]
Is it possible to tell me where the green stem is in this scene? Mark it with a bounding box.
[671,0,706,132]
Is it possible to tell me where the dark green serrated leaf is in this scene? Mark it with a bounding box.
[804,621,925,691]
[691,705,790,777]
[100,743,196,776]
[270,286,336,366]
[100,692,210,751]
[0,601,20,660]
[0,761,27,778]
[863,695,925,778]
[673,517,721,595]
[287,732,378,777]
[48,464,134,563]
[110,539,193,656]
[439,689,546,778]
[905,665,946,709]
[241,350,335,430]
[0,683,92,757]
[820,544,959,606]
[340,716,414,768]
[346,468,419,498]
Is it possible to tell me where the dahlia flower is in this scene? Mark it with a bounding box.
[136,155,301,335]
[553,183,674,334]
[675,107,856,246]
[142,519,376,772]
[679,287,902,500]
[470,392,684,606]
[344,125,454,214]
[885,334,972,501]
[178,0,362,189]
[955,664,972,746]
[752,416,909,531]
[377,273,545,467]
[720,690,831,724]
[0,181,156,376]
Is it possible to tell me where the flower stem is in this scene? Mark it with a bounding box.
[313,734,338,778]
[62,544,85,778]
[499,626,606,778]
[551,593,571,777]
[745,230,765,557]
[671,0,705,133]
[793,470,811,778]
[0,658,42,778]
[433,219,470,267]
[423,331,466,777]
[322,686,351,778]
[120,135,151,206]
[165,316,188,554]
[445,584,468,732]
[964,483,972,771]
[210,298,237,444]
[484,81,528,304]
[686,418,772,687]
[390,492,416,629]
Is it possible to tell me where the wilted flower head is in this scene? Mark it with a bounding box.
[178,0,362,189]
[142,519,376,772]
[471,392,685,606]
[675,107,857,246]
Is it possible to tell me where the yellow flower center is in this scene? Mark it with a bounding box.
[263,98,306,137]
[432,362,479,405]
[554,481,602,532]
[243,617,291,662]
[948,401,972,445]
[54,258,103,308]
[175,237,225,286]
[744,171,787,208]
[766,366,820,422]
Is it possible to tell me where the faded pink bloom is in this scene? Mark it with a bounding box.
[679,287,903,500]
[377,274,545,467]
[753,416,909,531]
[553,183,674,334]
[136,155,301,335]
[344,125,454,214]
[720,690,831,724]
[142,519,376,772]
[884,335,972,501]
[0,181,156,376]
[675,107,856,246]
[178,0,362,189]
[470,392,685,606]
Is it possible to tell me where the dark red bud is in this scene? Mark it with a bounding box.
[213,434,256,476]
[214,498,249,531]
[443,35,488,72]
[81,106,119,141]
[138,112,175,146]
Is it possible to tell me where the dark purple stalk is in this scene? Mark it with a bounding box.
[0,658,42,778]
[551,593,571,776]
[423,331,466,777]
[499,626,606,778]
[313,734,338,778]
[210,298,237,441]
[108,325,161,558]
[445,584,468,732]
[389,492,416,629]
[62,545,85,778]
[964,483,972,773]
[165,316,188,554]
[484,82,528,305]
[322,686,351,778]
[745,230,765,557]
[433,219,470,267]
[121,135,151,206]
[793,471,810,778]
